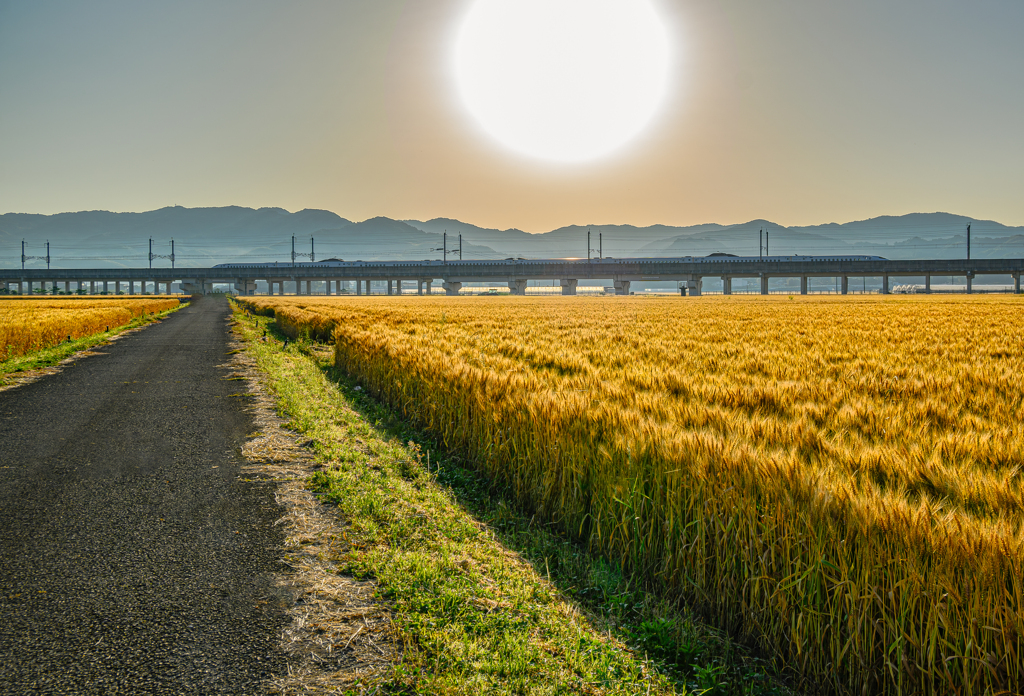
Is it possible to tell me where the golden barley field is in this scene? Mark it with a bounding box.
[241,294,1024,695]
[0,297,180,360]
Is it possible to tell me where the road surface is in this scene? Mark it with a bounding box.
[0,296,286,694]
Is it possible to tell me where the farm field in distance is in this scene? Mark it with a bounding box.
[0,296,181,361]
[239,294,1024,695]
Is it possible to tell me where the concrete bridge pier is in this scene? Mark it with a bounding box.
[1014,274,1021,294]
[722,277,732,295]
[417,280,424,296]
[800,276,808,295]
[355,280,363,296]
[684,278,703,297]
[443,281,462,296]
[881,276,890,295]
[613,279,631,295]
[760,275,769,295]
[64,281,71,293]
[560,279,578,296]
[508,279,528,296]
[387,280,393,296]
[841,276,849,295]
[966,273,974,294]
[425,280,432,295]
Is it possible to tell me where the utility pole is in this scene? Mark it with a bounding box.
[967,224,971,260]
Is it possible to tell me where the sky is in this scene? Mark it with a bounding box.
[1,0,1022,232]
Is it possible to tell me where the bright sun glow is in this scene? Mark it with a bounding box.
[454,0,671,163]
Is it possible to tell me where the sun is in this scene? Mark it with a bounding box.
[453,0,672,164]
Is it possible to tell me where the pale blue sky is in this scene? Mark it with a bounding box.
[1,0,1022,230]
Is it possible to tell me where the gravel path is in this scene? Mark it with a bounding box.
[0,296,286,695]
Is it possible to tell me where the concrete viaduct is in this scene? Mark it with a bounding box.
[2,257,1022,296]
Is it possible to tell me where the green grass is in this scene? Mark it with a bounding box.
[232,304,790,696]
[0,302,187,385]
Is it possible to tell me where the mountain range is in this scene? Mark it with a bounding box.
[1,206,1021,270]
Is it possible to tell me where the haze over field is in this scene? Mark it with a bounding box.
[2,207,1022,269]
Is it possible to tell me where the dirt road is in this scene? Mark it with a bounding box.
[0,296,286,694]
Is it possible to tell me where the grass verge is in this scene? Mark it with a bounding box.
[0,301,188,385]
[233,304,790,696]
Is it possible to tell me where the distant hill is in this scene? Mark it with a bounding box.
[1,206,1020,269]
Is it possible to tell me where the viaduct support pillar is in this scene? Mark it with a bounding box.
[966,274,974,294]
[425,280,432,295]
[925,276,931,294]
[508,279,528,296]
[722,277,732,295]
[417,280,424,296]
[841,277,849,295]
[64,281,71,293]
[129,281,136,295]
[325,280,332,296]
[560,279,578,296]
[443,281,462,296]
[800,276,808,295]
[90,281,96,294]
[356,280,363,296]
[387,280,393,296]
[685,278,703,297]
[1015,274,1021,294]
[760,275,769,295]
[613,280,630,296]
[882,276,890,295]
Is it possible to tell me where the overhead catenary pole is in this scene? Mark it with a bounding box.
[46,241,50,270]
[459,234,462,261]
[587,229,591,260]
[967,224,971,260]
[311,237,315,263]
[21,240,25,270]
[291,236,296,267]
[149,238,153,269]
[760,229,763,259]
[599,233,602,260]
[171,239,175,269]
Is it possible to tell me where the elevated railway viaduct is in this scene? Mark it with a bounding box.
[2,257,1022,296]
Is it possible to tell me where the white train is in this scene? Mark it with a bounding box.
[212,254,887,271]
